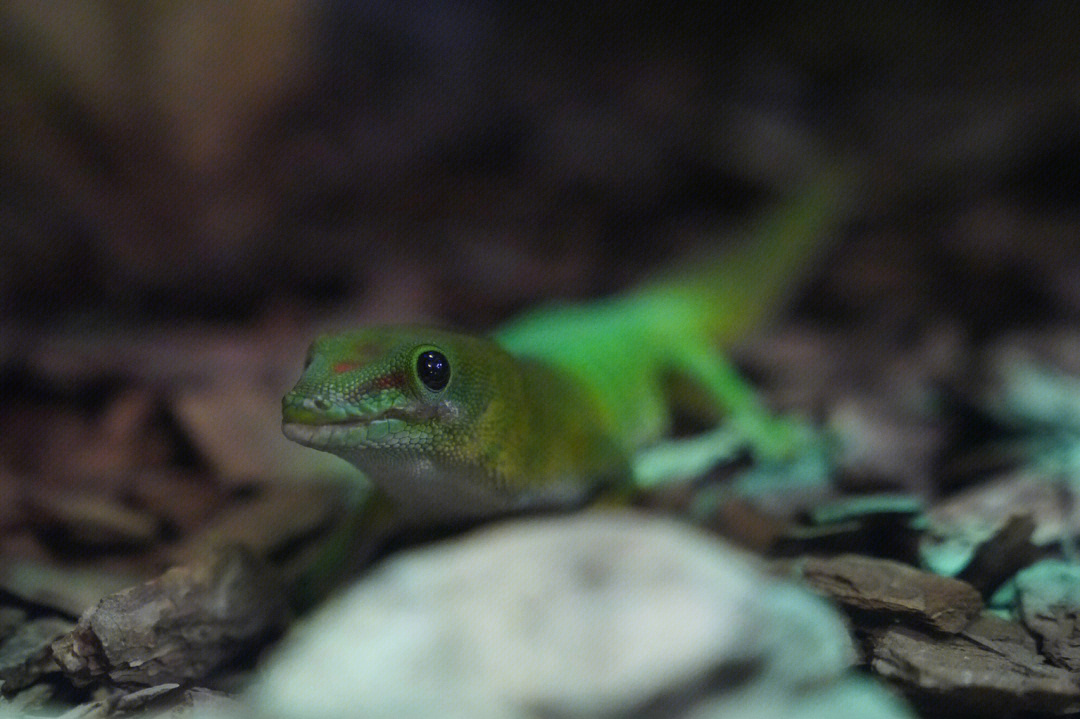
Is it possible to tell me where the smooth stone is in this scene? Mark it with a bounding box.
[248,510,913,719]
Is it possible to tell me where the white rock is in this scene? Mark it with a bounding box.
[247,510,908,719]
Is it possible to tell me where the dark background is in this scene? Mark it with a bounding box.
[6,6,1080,715]
[6,2,1080,332]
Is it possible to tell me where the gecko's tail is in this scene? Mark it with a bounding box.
[636,161,861,344]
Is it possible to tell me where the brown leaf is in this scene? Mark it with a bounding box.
[52,545,286,686]
[803,554,983,633]
[870,613,1080,716]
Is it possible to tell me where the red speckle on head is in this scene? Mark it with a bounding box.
[332,362,362,374]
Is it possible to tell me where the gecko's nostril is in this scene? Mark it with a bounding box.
[300,397,333,412]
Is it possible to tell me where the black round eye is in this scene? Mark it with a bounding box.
[416,350,450,391]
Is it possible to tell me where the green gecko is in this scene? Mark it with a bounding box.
[282,170,853,521]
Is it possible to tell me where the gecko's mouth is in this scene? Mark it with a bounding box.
[281,389,418,448]
[282,415,408,448]
[281,392,455,449]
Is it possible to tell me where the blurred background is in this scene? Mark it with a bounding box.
[6,2,1080,713]
[5,0,1080,593]
[4,0,1080,560]
[6,1,1080,329]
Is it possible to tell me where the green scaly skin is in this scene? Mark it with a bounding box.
[282,170,853,521]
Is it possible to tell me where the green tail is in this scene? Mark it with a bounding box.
[495,163,859,456]
[635,165,857,344]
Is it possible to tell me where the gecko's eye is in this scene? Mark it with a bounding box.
[417,350,450,391]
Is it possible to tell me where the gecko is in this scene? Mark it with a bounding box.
[282,169,853,522]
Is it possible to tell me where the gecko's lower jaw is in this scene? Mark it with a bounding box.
[282,417,408,448]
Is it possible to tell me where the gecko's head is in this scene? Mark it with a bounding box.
[281,327,501,461]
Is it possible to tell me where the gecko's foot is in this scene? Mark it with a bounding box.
[629,414,835,494]
[631,426,745,490]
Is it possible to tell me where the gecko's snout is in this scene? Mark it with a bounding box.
[281,391,309,424]
[283,386,383,425]
[282,390,338,424]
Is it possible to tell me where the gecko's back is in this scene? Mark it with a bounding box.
[494,167,853,451]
